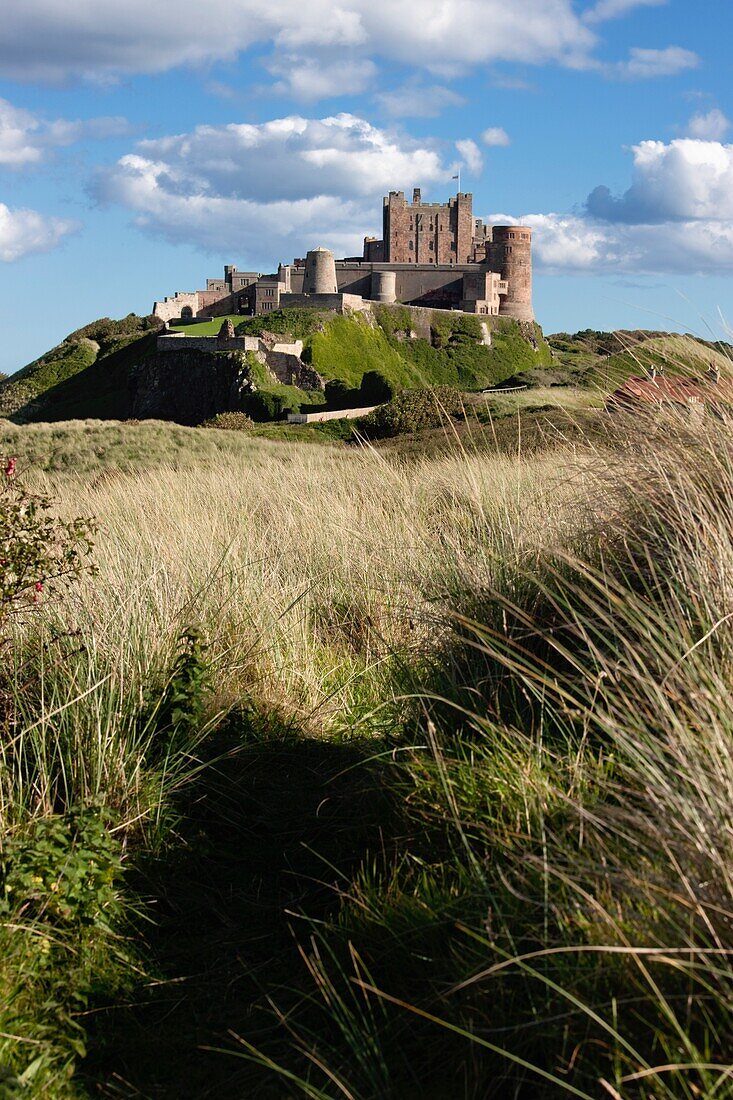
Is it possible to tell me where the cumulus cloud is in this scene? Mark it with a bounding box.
[583,0,666,24]
[268,57,377,101]
[520,211,733,275]
[0,202,78,261]
[455,139,483,175]
[587,139,733,223]
[375,82,465,119]
[0,97,128,168]
[688,108,730,141]
[611,45,699,79]
[507,138,733,276]
[0,0,596,83]
[94,113,459,262]
[481,127,511,147]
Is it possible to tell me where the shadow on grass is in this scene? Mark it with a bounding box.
[83,718,398,1099]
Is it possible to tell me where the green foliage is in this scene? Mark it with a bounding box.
[0,806,123,929]
[0,315,159,421]
[0,341,98,418]
[371,305,413,338]
[0,460,95,628]
[242,390,285,421]
[359,370,395,405]
[429,310,483,348]
[324,378,359,409]
[150,629,210,753]
[307,314,407,388]
[200,411,254,431]
[68,314,161,347]
[358,386,465,437]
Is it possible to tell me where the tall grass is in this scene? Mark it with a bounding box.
[247,412,733,1098]
[4,411,733,1096]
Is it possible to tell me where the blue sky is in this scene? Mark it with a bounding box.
[0,0,731,373]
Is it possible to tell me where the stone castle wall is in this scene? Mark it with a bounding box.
[382,189,474,265]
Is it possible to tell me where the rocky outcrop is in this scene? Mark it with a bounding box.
[128,350,256,424]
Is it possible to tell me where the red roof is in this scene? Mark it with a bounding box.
[608,375,733,409]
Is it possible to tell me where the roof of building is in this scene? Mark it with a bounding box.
[607,374,733,408]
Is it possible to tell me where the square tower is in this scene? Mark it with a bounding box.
[383,189,474,264]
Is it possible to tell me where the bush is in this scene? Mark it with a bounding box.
[358,386,465,438]
[242,392,286,422]
[200,411,254,431]
[325,378,360,410]
[0,457,95,631]
[359,370,394,405]
[0,805,123,929]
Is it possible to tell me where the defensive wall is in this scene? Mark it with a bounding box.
[152,189,535,326]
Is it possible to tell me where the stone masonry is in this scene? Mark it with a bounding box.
[152,189,534,324]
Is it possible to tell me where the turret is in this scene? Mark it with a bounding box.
[302,247,337,295]
[490,226,534,322]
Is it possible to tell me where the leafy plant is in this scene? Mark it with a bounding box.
[0,458,95,630]
[200,411,255,431]
[357,386,465,437]
[0,805,123,929]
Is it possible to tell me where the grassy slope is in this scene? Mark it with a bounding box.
[0,317,159,422]
[596,332,733,387]
[5,309,550,424]
[0,418,262,474]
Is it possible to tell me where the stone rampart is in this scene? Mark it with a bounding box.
[157,335,260,353]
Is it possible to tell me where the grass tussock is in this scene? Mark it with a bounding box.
[2,409,733,1096]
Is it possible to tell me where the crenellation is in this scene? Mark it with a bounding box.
[152,189,534,324]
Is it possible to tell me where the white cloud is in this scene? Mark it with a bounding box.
[94,112,459,262]
[375,82,465,119]
[508,137,733,276]
[0,0,596,84]
[583,0,666,24]
[0,97,128,167]
[481,127,511,147]
[455,138,483,175]
[587,139,733,223]
[0,202,78,261]
[268,57,377,101]
[611,45,699,79]
[520,211,733,275]
[688,108,730,141]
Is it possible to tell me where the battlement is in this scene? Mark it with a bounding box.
[152,189,534,325]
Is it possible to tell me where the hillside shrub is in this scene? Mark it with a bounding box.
[325,379,359,409]
[200,411,254,431]
[358,386,465,438]
[359,370,395,405]
[242,392,285,421]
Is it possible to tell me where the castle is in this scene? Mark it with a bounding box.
[153,189,534,324]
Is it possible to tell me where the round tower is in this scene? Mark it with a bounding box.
[491,226,534,323]
[371,270,397,304]
[303,247,337,295]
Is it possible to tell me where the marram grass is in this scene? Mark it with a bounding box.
[2,410,733,1096]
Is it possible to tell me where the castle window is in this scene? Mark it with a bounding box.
[409,240,414,251]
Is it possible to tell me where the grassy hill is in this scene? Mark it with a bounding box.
[1,308,552,424]
[0,315,160,421]
[498,328,733,390]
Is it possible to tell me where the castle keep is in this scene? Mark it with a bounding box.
[153,189,534,324]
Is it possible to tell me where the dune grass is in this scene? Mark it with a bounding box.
[1,409,733,1096]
